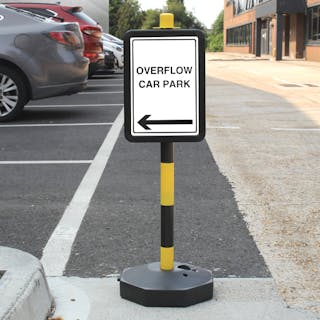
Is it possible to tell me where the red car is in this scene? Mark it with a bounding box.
[6,3,104,76]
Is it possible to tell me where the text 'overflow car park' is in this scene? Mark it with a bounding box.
[0,4,89,121]
[6,2,104,76]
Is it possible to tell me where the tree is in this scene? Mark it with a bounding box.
[211,10,224,36]
[207,10,224,52]
[109,0,124,36]
[165,0,205,29]
[142,9,162,29]
[114,0,144,38]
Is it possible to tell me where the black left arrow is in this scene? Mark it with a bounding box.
[138,115,193,130]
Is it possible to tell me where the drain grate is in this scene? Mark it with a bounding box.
[304,84,319,87]
[279,83,302,87]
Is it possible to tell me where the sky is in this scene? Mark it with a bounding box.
[138,0,224,29]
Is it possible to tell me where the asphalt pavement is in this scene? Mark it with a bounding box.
[0,70,269,280]
[8,68,316,320]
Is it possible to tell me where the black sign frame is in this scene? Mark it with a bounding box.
[124,29,206,143]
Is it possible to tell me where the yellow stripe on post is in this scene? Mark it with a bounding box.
[160,163,174,206]
[160,247,174,270]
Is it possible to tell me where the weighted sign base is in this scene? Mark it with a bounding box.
[120,262,213,307]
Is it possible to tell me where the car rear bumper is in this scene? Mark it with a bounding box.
[33,80,88,99]
[88,55,105,75]
[104,55,116,70]
[30,54,89,99]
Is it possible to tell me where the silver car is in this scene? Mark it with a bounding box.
[0,5,89,121]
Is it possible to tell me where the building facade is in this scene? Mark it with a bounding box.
[3,0,109,32]
[224,0,320,61]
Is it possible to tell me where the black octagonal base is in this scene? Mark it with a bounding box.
[120,262,213,307]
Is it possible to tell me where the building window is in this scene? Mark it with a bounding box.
[307,5,320,42]
[233,0,269,15]
[227,24,252,45]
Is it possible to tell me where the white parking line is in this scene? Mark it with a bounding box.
[271,127,320,132]
[91,75,123,78]
[26,104,123,108]
[207,126,241,129]
[0,160,92,164]
[0,122,113,128]
[78,91,124,95]
[87,84,123,87]
[89,78,123,82]
[41,109,124,277]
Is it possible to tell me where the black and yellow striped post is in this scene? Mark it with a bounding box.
[160,142,174,271]
[159,14,175,272]
[120,13,213,307]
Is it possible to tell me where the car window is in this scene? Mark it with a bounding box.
[19,7,64,21]
[24,8,57,18]
[4,5,49,22]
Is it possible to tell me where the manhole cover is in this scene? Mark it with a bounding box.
[279,84,302,87]
[304,84,319,87]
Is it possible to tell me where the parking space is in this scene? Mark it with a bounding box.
[0,126,110,161]
[65,135,269,278]
[0,164,88,258]
[11,106,121,125]
[0,68,270,281]
[26,74,123,108]
[0,71,124,259]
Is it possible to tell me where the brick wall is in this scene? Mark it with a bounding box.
[306,0,320,61]
[306,47,320,61]
[307,0,320,6]
[224,0,255,53]
[223,0,320,61]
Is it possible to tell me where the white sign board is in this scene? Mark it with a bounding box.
[124,30,205,142]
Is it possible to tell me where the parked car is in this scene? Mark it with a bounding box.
[0,5,89,121]
[104,49,116,71]
[102,34,124,69]
[102,33,123,46]
[6,3,104,76]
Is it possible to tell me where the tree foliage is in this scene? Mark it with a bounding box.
[116,0,144,38]
[207,10,224,52]
[142,9,161,29]
[142,0,205,30]
[211,10,224,36]
[109,0,123,36]
[166,0,205,29]
[109,0,205,38]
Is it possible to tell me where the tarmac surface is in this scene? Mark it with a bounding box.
[0,71,269,280]
[0,53,319,319]
[206,52,320,315]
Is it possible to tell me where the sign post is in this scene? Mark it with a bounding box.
[120,13,213,307]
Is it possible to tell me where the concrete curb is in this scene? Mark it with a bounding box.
[48,276,320,320]
[0,246,53,320]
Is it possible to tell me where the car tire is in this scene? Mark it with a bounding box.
[0,65,28,122]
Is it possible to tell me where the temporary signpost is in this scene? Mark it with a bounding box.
[120,13,213,307]
[124,18,205,143]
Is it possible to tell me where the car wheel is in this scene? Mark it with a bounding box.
[0,66,28,122]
